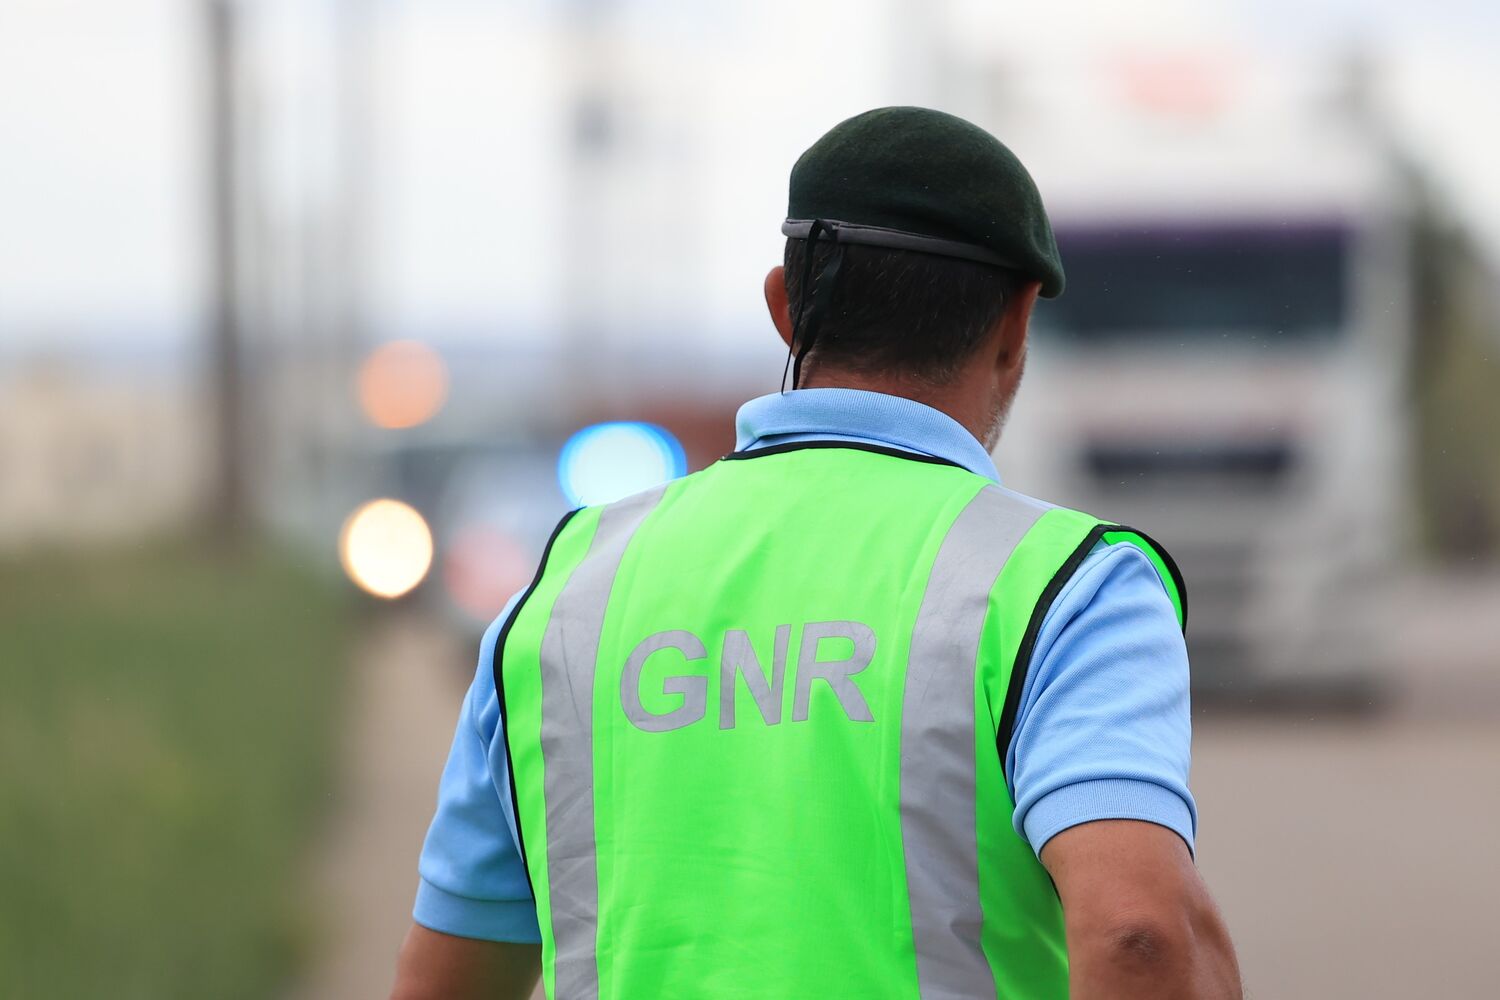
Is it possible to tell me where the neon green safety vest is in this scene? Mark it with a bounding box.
[495,443,1185,1000]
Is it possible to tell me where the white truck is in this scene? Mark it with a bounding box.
[993,66,1414,700]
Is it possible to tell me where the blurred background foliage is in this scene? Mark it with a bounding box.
[1409,204,1500,559]
[0,545,350,999]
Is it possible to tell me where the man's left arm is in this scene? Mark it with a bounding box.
[1042,819,1241,999]
[1006,541,1240,996]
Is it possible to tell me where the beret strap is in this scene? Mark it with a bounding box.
[781,219,847,393]
[782,218,1023,271]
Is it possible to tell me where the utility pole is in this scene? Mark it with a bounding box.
[561,0,619,410]
[332,0,374,411]
[205,0,248,544]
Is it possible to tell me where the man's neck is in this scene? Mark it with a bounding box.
[797,370,996,449]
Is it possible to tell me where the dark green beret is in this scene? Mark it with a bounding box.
[785,106,1064,297]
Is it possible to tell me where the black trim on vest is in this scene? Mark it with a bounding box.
[995,524,1110,761]
[492,506,580,902]
[721,439,966,469]
[995,522,1188,760]
[1113,525,1189,633]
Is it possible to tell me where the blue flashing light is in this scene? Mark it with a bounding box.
[558,422,688,507]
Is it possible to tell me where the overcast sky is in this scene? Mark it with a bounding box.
[0,0,1495,352]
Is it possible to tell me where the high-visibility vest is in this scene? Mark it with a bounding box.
[496,442,1186,1000]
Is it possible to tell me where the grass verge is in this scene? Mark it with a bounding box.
[0,541,352,1000]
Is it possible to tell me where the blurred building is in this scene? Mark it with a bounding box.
[0,359,201,548]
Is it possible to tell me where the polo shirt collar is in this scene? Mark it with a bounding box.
[733,387,1002,484]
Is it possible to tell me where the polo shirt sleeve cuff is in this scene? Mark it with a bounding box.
[412,877,542,943]
[1022,778,1196,859]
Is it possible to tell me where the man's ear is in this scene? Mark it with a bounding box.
[764,266,795,348]
[995,279,1041,372]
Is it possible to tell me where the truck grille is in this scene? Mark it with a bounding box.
[1083,440,1295,492]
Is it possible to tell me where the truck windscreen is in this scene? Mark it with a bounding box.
[1035,223,1348,343]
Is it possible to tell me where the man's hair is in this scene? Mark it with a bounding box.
[783,238,1023,385]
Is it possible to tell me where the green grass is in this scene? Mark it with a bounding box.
[0,541,353,1000]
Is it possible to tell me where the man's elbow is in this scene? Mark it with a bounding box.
[1105,911,1190,969]
[1078,903,1241,999]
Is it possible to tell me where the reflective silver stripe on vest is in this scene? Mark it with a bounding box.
[902,486,1048,999]
[539,486,667,1000]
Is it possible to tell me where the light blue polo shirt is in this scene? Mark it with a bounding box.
[413,388,1197,943]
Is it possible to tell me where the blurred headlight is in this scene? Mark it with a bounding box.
[339,498,434,599]
[558,422,686,507]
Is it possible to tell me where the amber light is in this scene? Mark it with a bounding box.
[355,340,449,429]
